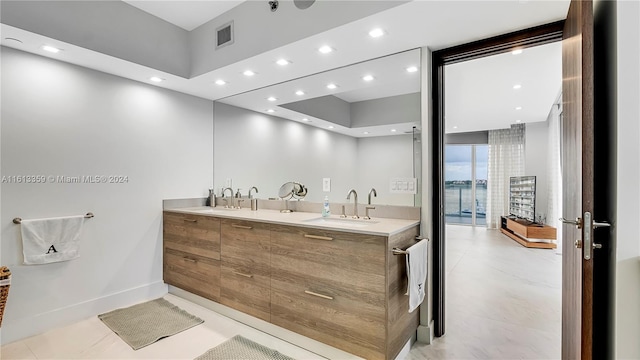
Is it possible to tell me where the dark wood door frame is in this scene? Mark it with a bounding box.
[430,21,564,337]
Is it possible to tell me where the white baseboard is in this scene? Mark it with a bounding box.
[0,281,168,345]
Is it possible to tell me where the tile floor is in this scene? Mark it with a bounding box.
[1,225,561,360]
[407,225,562,359]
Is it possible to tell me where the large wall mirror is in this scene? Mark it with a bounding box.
[213,49,422,206]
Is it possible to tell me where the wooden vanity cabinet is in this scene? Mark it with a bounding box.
[220,219,271,322]
[163,212,221,301]
[270,224,419,360]
[163,210,419,360]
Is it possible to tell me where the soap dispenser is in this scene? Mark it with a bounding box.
[322,196,331,217]
[208,188,216,207]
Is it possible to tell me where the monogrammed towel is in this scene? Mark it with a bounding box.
[20,215,85,264]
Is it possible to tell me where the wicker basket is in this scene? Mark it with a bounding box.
[0,266,10,327]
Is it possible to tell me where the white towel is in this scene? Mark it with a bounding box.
[405,239,428,313]
[20,215,86,265]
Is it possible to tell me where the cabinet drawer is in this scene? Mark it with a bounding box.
[220,219,271,322]
[164,248,220,301]
[270,224,386,296]
[164,212,220,260]
[271,283,385,360]
[220,262,271,322]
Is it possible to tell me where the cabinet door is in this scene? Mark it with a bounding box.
[270,224,387,360]
[220,219,271,322]
[163,212,221,301]
[164,212,221,260]
[164,248,220,301]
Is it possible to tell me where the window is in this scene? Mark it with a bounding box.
[445,145,488,226]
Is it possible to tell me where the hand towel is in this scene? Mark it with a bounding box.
[20,215,85,265]
[405,238,428,313]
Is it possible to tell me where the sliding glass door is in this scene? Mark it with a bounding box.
[445,145,488,226]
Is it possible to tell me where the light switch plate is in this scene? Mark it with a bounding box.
[322,178,331,192]
[390,177,417,194]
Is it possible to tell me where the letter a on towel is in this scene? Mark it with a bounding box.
[20,215,85,264]
[405,239,428,313]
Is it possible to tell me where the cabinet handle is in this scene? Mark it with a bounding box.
[183,257,197,263]
[183,219,198,223]
[231,224,253,230]
[304,234,333,241]
[304,290,334,300]
[233,271,253,278]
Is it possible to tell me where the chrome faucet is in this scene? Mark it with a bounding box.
[346,189,359,219]
[249,186,259,211]
[222,187,234,208]
[368,188,377,205]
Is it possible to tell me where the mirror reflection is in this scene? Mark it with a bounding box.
[213,49,422,205]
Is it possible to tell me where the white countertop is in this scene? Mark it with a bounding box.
[165,206,419,236]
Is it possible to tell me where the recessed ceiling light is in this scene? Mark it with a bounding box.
[243,70,256,77]
[215,79,227,85]
[513,84,522,89]
[515,106,523,110]
[453,126,458,129]
[363,131,370,135]
[266,109,275,113]
[326,83,338,90]
[150,76,164,83]
[328,126,334,129]
[406,66,418,73]
[42,45,61,53]
[267,97,277,102]
[362,75,375,82]
[516,119,522,123]
[368,28,385,38]
[295,90,305,96]
[390,129,397,132]
[512,49,524,55]
[276,59,291,66]
[302,118,310,122]
[318,45,334,54]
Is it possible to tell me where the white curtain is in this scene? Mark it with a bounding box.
[547,92,563,252]
[486,124,526,229]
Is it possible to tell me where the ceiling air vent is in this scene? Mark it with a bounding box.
[216,21,234,50]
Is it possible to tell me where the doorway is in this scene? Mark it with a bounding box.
[431,20,565,340]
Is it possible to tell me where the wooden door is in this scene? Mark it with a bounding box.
[561,0,595,358]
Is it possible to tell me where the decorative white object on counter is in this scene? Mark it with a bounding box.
[20,215,86,264]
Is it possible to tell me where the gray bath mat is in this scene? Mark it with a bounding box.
[195,335,295,360]
[98,298,203,350]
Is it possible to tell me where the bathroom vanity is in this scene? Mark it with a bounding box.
[163,206,420,360]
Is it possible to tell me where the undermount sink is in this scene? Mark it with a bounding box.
[303,217,379,228]
[191,207,241,213]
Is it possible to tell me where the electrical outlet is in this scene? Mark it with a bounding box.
[322,178,331,192]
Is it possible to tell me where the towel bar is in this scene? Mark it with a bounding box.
[13,212,94,224]
[392,236,429,255]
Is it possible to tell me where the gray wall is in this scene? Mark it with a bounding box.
[525,122,549,222]
[189,1,406,77]
[213,102,416,206]
[0,47,214,343]
[0,1,191,77]
[280,96,352,127]
[351,93,420,128]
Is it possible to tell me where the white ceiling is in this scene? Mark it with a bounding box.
[122,1,245,31]
[446,41,562,133]
[0,0,569,136]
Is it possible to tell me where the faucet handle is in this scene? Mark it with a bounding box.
[364,206,375,220]
[340,205,347,218]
